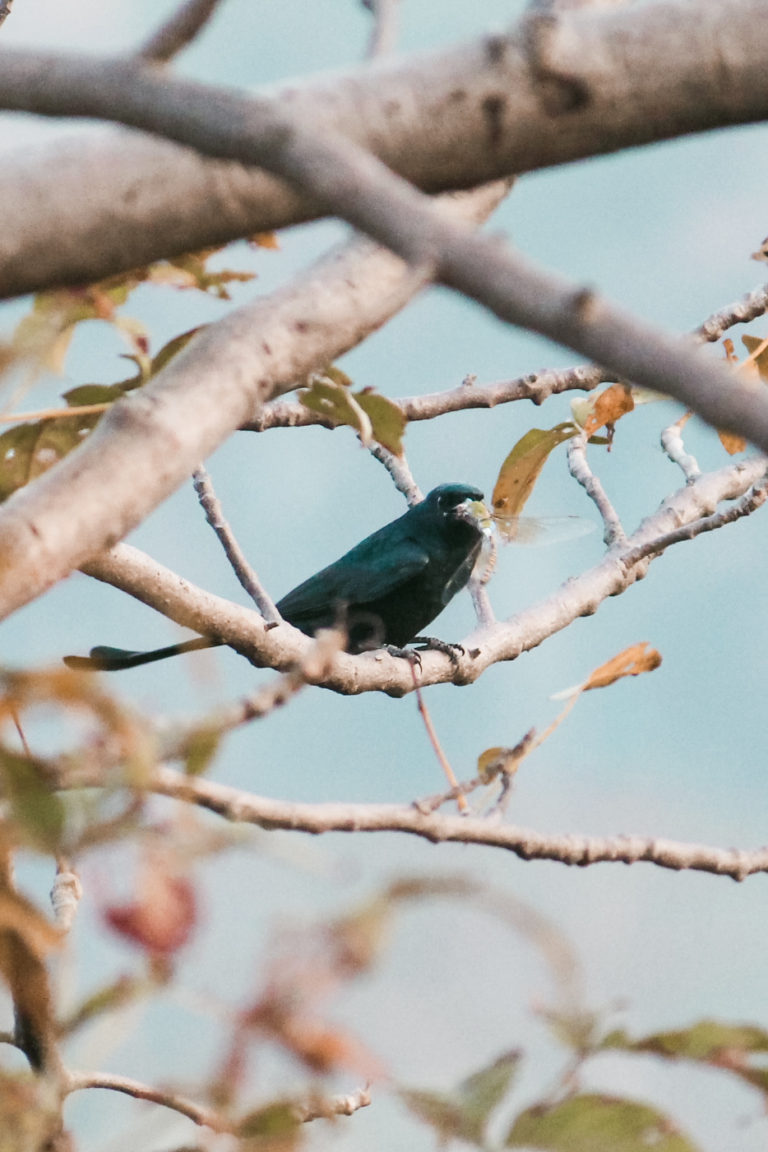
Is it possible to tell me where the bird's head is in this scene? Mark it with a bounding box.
[424,483,491,537]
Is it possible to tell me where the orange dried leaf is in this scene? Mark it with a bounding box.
[584,643,662,691]
[582,384,635,438]
[741,334,768,383]
[492,423,577,540]
[250,231,281,250]
[718,430,747,455]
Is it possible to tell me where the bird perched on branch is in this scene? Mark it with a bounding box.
[64,483,489,671]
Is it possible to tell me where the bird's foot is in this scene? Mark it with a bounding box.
[383,644,423,669]
[412,636,465,667]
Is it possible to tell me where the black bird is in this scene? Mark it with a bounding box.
[64,483,487,671]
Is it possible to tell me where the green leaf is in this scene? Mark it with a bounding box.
[236,1099,301,1139]
[601,1019,768,1094]
[149,326,205,376]
[62,380,138,407]
[506,1094,699,1152]
[300,378,365,431]
[459,1050,522,1128]
[401,1051,520,1148]
[0,749,65,853]
[183,726,221,777]
[355,390,407,456]
[492,424,577,540]
[300,374,407,455]
[0,413,103,502]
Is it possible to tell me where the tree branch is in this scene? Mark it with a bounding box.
[127,766,768,881]
[138,0,227,63]
[363,0,400,59]
[191,466,280,623]
[0,0,767,297]
[245,364,611,432]
[80,456,767,696]
[0,43,764,455]
[65,1071,227,1131]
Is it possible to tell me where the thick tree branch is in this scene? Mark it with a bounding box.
[0,40,765,456]
[0,0,767,297]
[0,71,763,634]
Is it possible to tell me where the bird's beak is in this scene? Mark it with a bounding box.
[455,498,493,535]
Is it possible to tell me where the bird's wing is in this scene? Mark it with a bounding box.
[277,539,429,621]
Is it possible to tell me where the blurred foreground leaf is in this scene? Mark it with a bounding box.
[401,1050,520,1148]
[506,1093,698,1151]
[601,1019,768,1095]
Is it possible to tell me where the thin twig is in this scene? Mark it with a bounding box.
[367,443,423,505]
[65,1071,228,1131]
[660,413,700,481]
[246,365,610,433]
[179,629,344,737]
[697,284,768,343]
[410,664,468,813]
[567,432,625,545]
[621,472,768,567]
[362,0,400,58]
[139,0,226,62]
[294,1086,372,1121]
[192,466,281,624]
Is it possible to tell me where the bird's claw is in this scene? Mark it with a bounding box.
[413,636,465,666]
[384,644,423,669]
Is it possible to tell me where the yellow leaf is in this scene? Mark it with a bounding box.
[477,746,523,783]
[492,423,577,540]
[355,391,407,457]
[583,643,662,691]
[300,378,371,442]
[300,374,406,454]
